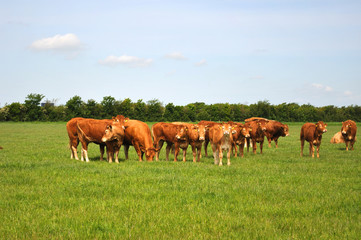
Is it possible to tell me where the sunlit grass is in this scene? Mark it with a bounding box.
[0,122,360,239]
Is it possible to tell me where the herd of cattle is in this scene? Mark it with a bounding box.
[66,116,357,166]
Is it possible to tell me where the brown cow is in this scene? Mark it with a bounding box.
[77,118,124,162]
[101,121,127,163]
[330,132,345,144]
[300,121,327,158]
[115,116,158,161]
[341,120,357,151]
[66,117,84,160]
[228,121,251,158]
[173,122,206,162]
[209,122,233,166]
[152,122,188,161]
[265,120,289,148]
[245,119,269,154]
[198,120,218,157]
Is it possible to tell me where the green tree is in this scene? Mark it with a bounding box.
[66,96,84,119]
[6,102,26,121]
[118,98,134,118]
[24,93,45,121]
[146,99,164,122]
[84,99,102,119]
[134,99,147,121]
[101,96,116,119]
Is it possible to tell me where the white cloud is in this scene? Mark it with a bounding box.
[165,52,187,60]
[195,59,207,66]
[30,33,82,51]
[311,83,333,92]
[99,55,153,67]
[344,90,353,96]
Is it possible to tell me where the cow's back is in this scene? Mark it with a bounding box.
[125,120,153,146]
[77,119,112,142]
[66,117,84,138]
[300,123,316,141]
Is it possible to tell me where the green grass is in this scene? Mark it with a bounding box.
[0,122,360,239]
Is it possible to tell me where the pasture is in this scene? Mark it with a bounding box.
[0,122,360,239]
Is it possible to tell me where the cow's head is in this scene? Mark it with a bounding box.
[191,124,206,141]
[240,124,251,138]
[175,125,187,140]
[114,115,130,124]
[220,123,232,136]
[316,121,327,133]
[256,119,269,132]
[101,122,125,143]
[141,146,159,161]
[341,122,352,135]
[282,124,290,136]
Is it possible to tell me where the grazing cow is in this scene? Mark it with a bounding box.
[173,122,206,162]
[245,119,269,154]
[228,121,251,158]
[209,122,233,166]
[77,118,124,162]
[300,121,327,158]
[115,116,158,161]
[330,132,345,144]
[265,120,289,148]
[152,122,188,161]
[198,120,218,157]
[341,120,357,151]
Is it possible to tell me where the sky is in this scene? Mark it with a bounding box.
[1,0,361,107]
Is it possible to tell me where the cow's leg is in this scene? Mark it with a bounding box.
[219,147,223,166]
[300,139,304,157]
[246,138,250,153]
[182,148,187,162]
[310,142,314,158]
[252,139,257,154]
[240,142,245,158]
[115,145,120,163]
[267,137,272,148]
[227,148,231,166]
[233,143,238,157]
[155,140,164,161]
[124,144,130,160]
[351,139,355,150]
[345,141,349,151]
[275,138,279,148]
[133,142,143,161]
[100,144,105,161]
[70,139,79,160]
[204,140,209,157]
[211,143,218,165]
[196,146,202,162]
[173,143,180,162]
[166,143,172,161]
[316,144,320,158]
[260,140,264,154]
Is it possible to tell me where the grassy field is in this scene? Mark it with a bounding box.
[0,122,360,239]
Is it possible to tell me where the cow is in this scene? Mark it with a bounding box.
[209,122,233,166]
[152,122,188,161]
[228,121,251,158]
[198,120,218,157]
[330,132,345,144]
[66,117,84,160]
[76,118,125,163]
[300,121,327,158]
[265,120,289,148]
[101,121,128,163]
[172,122,206,162]
[244,119,269,154]
[115,116,158,161]
[341,120,357,151]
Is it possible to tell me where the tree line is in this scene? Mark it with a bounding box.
[1,93,360,122]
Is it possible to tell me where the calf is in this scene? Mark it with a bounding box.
[198,120,218,157]
[101,121,127,163]
[265,120,289,148]
[152,122,188,161]
[245,119,269,154]
[173,122,206,162]
[300,121,327,158]
[228,121,251,158]
[77,118,124,163]
[116,116,158,161]
[209,123,233,166]
[330,132,345,144]
[341,120,357,151]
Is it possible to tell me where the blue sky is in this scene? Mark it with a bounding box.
[1,0,360,107]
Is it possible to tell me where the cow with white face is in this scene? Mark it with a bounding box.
[209,123,233,166]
